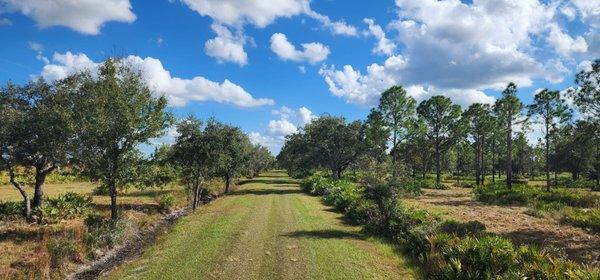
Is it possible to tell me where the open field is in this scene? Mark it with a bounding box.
[0,182,190,279]
[404,187,600,265]
[106,171,417,280]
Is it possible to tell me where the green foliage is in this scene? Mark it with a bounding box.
[36,192,92,223]
[84,213,133,250]
[475,183,599,208]
[47,237,77,269]
[74,58,174,219]
[439,220,486,237]
[300,174,334,196]
[156,193,176,213]
[322,180,363,211]
[561,208,600,233]
[279,116,370,179]
[0,201,24,216]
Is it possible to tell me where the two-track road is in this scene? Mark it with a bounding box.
[105,171,417,280]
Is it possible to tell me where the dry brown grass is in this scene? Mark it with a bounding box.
[0,181,199,279]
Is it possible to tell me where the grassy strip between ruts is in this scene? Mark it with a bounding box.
[105,172,417,280]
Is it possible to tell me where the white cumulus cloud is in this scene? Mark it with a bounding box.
[39,52,274,108]
[270,33,330,64]
[363,18,396,56]
[2,0,136,35]
[204,23,248,66]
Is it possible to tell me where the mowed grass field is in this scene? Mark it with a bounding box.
[105,171,417,280]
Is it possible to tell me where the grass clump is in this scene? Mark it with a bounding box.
[84,213,133,253]
[561,208,600,233]
[156,193,176,213]
[47,237,78,269]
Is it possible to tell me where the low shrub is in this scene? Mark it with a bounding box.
[322,180,362,211]
[537,189,598,208]
[36,192,92,223]
[474,184,530,205]
[397,179,424,196]
[475,183,599,208]
[426,234,516,279]
[300,174,334,196]
[0,201,25,216]
[452,182,475,188]
[84,214,133,252]
[156,193,176,213]
[561,208,600,233]
[439,220,486,237]
[46,237,77,269]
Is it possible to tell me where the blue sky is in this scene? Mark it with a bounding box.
[0,0,598,153]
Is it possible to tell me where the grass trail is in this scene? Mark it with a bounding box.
[105,171,417,280]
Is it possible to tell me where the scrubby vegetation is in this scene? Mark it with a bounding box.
[300,174,600,279]
[279,61,600,278]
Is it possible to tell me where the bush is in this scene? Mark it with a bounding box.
[36,192,92,223]
[156,193,176,213]
[300,174,334,196]
[475,183,599,208]
[46,237,77,269]
[0,201,25,216]
[561,208,600,233]
[474,184,530,205]
[84,214,133,251]
[536,189,598,208]
[397,179,424,196]
[439,220,486,237]
[426,234,516,279]
[322,180,362,211]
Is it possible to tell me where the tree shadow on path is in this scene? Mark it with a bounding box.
[282,229,364,240]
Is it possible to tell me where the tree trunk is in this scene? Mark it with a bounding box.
[8,169,31,219]
[554,171,558,187]
[545,134,550,192]
[33,167,50,208]
[475,139,481,186]
[192,185,199,210]
[491,139,496,183]
[224,175,231,193]
[109,181,118,220]
[481,138,485,185]
[507,119,513,189]
[435,141,441,184]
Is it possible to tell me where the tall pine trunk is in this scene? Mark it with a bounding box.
[506,116,513,189]
[435,141,441,184]
[545,132,550,192]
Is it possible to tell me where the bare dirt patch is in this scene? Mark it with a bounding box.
[404,188,600,265]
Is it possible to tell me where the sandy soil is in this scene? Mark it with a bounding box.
[404,188,600,265]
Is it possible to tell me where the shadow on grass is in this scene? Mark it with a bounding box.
[501,228,600,264]
[283,229,364,240]
[229,188,303,196]
[120,189,177,198]
[237,179,298,186]
[0,228,41,244]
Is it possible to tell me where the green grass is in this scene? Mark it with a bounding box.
[105,171,417,280]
